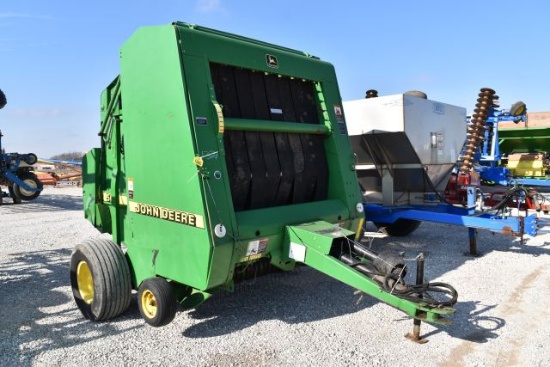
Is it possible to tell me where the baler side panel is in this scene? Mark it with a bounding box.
[318,79,363,223]
[82,148,112,233]
[175,52,237,288]
[117,26,213,290]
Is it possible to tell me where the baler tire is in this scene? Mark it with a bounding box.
[373,219,421,237]
[12,171,43,201]
[70,238,132,322]
[9,185,21,204]
[138,277,177,327]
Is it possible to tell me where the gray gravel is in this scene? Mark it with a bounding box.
[1,186,550,367]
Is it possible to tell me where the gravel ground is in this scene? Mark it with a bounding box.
[1,186,550,367]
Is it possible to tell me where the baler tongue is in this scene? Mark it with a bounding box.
[285,221,456,326]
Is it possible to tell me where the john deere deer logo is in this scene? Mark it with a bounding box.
[266,54,279,68]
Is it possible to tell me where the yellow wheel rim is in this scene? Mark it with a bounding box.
[141,290,157,319]
[76,261,94,304]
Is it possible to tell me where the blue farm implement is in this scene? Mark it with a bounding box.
[0,89,43,205]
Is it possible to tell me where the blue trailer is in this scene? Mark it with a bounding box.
[0,89,43,204]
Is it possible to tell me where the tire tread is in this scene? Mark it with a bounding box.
[70,238,131,321]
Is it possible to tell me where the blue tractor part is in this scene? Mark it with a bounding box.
[453,89,550,213]
[473,96,529,185]
[456,88,550,186]
[0,89,43,204]
[474,99,550,187]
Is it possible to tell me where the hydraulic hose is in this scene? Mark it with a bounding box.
[382,274,458,307]
[339,242,458,308]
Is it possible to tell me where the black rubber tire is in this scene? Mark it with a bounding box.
[374,219,421,237]
[138,277,177,327]
[8,185,21,204]
[70,238,132,321]
[12,171,43,201]
[24,153,38,165]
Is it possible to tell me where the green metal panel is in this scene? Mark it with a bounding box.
[108,25,219,289]
[82,148,111,233]
[499,127,550,153]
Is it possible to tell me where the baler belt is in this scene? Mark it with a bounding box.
[224,131,328,211]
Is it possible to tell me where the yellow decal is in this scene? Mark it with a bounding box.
[102,192,112,203]
[194,156,204,167]
[239,253,262,263]
[213,102,224,133]
[119,195,128,206]
[129,201,205,229]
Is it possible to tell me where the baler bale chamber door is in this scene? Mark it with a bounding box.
[210,63,329,211]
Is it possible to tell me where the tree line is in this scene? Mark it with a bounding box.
[50,151,83,162]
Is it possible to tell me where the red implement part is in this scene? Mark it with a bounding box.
[444,171,480,205]
[35,171,82,186]
[484,188,550,212]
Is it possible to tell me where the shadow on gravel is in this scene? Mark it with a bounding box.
[363,221,548,343]
[385,292,508,344]
[182,221,550,341]
[0,249,139,367]
[182,266,376,338]
[0,193,82,212]
[366,222,550,281]
[392,301,506,343]
[181,265,506,344]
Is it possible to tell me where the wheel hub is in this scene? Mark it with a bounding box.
[76,261,94,304]
[141,290,158,318]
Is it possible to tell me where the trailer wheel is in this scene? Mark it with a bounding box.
[12,171,43,201]
[70,238,132,321]
[9,185,21,204]
[138,277,177,327]
[374,219,421,237]
[24,153,38,165]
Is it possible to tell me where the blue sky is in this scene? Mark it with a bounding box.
[1,0,548,158]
